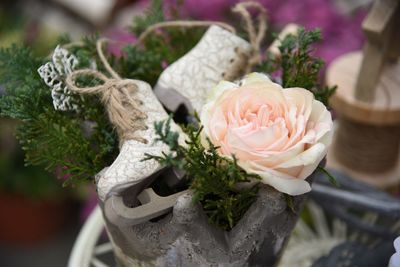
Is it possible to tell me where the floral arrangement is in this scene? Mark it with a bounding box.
[147,71,334,229]
[0,0,335,231]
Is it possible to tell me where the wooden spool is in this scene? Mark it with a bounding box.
[325,0,400,189]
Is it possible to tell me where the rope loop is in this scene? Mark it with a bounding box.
[65,39,148,144]
[137,20,236,44]
[232,1,268,71]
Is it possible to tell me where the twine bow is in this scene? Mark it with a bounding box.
[65,39,148,144]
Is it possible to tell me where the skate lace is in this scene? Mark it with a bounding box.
[65,39,149,144]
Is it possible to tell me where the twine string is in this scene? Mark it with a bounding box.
[96,38,121,79]
[232,1,267,72]
[65,40,148,144]
[137,20,237,43]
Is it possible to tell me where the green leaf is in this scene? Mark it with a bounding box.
[258,27,335,105]
[0,44,119,187]
[317,166,339,187]
[284,193,296,213]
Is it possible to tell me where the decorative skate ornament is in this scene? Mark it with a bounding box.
[65,39,186,201]
[154,2,266,114]
[38,45,79,111]
[38,2,333,266]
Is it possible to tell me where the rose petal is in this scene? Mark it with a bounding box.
[241,163,312,196]
[242,72,273,85]
[235,126,277,148]
[207,80,237,102]
[209,107,227,142]
[283,88,314,121]
[276,143,326,169]
[247,143,305,168]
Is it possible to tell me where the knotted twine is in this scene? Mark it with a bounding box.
[232,1,267,72]
[65,38,148,144]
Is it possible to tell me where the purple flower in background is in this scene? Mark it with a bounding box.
[104,28,137,57]
[164,0,232,20]
[164,0,367,66]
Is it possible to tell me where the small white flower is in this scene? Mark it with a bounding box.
[38,45,79,111]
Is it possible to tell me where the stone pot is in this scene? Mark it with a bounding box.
[98,169,315,267]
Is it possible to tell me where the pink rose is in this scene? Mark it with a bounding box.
[200,73,333,195]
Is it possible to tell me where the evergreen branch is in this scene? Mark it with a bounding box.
[278,27,323,90]
[114,45,164,86]
[284,193,296,213]
[317,166,339,187]
[145,119,260,230]
[128,0,204,70]
[0,44,118,186]
[258,27,335,106]
[130,0,165,36]
[313,85,337,106]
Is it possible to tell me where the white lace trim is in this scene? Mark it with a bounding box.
[38,45,79,111]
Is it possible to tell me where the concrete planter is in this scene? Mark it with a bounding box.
[98,170,315,267]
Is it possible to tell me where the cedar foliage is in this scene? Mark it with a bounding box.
[258,27,336,106]
[0,45,118,186]
[144,119,260,230]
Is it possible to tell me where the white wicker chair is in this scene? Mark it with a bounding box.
[68,206,113,267]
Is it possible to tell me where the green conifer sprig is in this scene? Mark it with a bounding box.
[258,27,336,106]
[144,118,260,230]
[0,44,118,186]
[129,0,204,74]
[130,0,165,36]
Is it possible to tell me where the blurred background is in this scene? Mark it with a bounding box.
[0,0,385,266]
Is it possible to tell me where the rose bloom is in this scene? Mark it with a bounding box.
[200,73,333,195]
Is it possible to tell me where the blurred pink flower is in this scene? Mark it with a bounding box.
[104,28,137,57]
[55,166,72,181]
[166,0,367,66]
